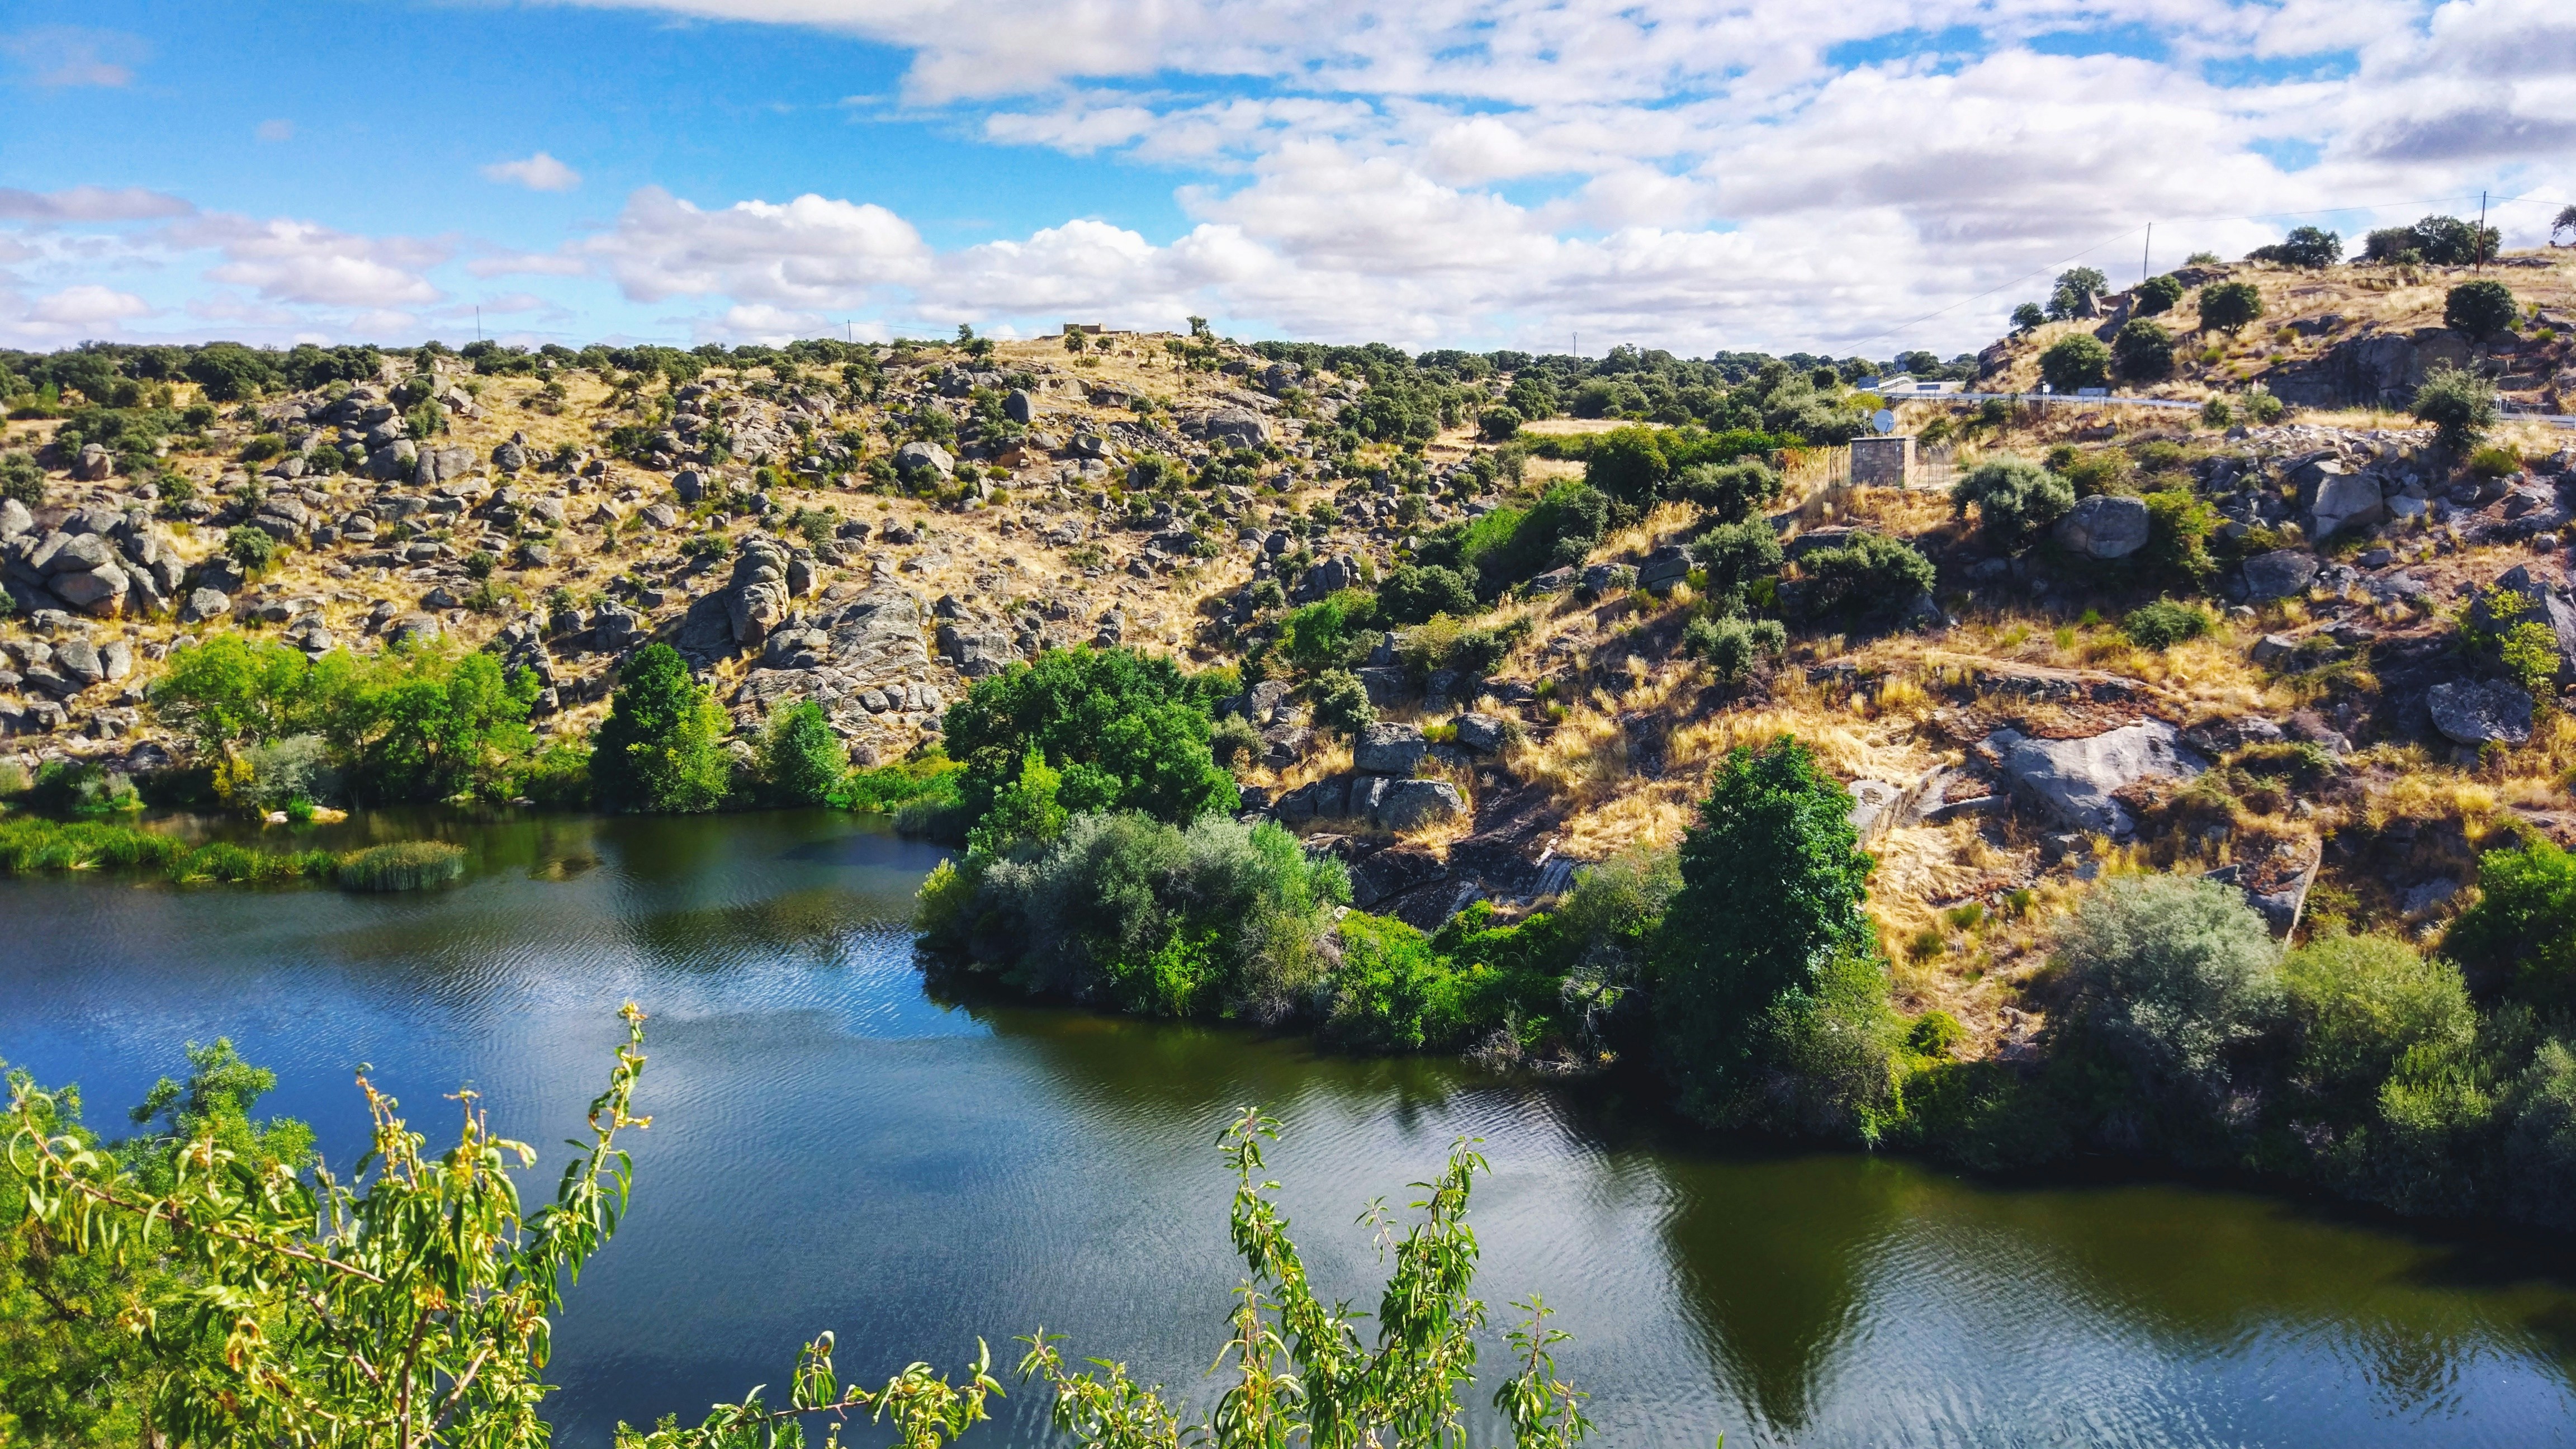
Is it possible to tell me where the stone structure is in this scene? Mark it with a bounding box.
[1849,435,1914,487]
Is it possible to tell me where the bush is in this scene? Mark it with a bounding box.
[758,700,847,806]
[2120,598,2211,650]
[941,647,1239,831]
[2038,334,2111,392]
[1789,532,1935,622]
[0,452,42,508]
[921,811,1349,1022]
[1690,519,1784,596]
[2242,387,2284,424]
[2283,932,2476,1115]
[1669,458,1783,524]
[2465,444,2522,480]
[337,841,468,892]
[2445,837,2576,1008]
[2445,280,2517,341]
[1475,406,1523,442]
[1310,668,1376,736]
[2049,874,2282,1104]
[2199,396,2234,428]
[1376,564,1476,624]
[2134,274,2184,316]
[1652,736,1884,1129]
[225,525,283,576]
[2247,226,2341,268]
[590,643,731,814]
[2198,281,2264,335]
[2412,365,2497,453]
[2011,302,2046,332]
[2112,319,2174,380]
[1950,456,2073,544]
[1682,613,1785,683]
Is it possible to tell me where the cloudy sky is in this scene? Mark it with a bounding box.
[2,0,2570,358]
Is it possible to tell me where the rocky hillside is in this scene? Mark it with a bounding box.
[5,255,2575,1060]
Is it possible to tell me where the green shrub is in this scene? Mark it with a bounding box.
[0,452,42,508]
[1475,406,1522,442]
[2121,598,2211,650]
[2465,444,2522,480]
[517,737,593,809]
[2444,280,2518,340]
[1789,532,1935,622]
[2048,874,2281,1104]
[2445,837,2576,1009]
[941,646,1238,831]
[1310,668,1376,736]
[2412,365,2497,453]
[2242,388,2284,424]
[337,841,468,893]
[758,700,847,806]
[238,433,287,464]
[2038,334,2111,392]
[224,525,283,576]
[2134,274,2185,316]
[1281,594,1368,671]
[1652,736,1883,1129]
[830,751,963,815]
[2198,281,2265,335]
[1209,712,1263,766]
[1690,519,1784,596]
[1682,613,1785,683]
[2200,396,2235,428]
[1376,564,1476,624]
[1669,458,1783,524]
[590,643,731,815]
[2112,319,2175,380]
[2283,932,2476,1115]
[1950,456,2073,544]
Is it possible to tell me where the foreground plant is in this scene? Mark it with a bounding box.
[638,1108,1592,1449]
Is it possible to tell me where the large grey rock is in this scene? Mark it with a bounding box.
[0,499,33,541]
[2051,494,2152,559]
[1191,407,1268,448]
[182,587,232,622]
[1372,778,1467,831]
[2428,678,2534,746]
[2307,466,2385,539]
[1354,721,1428,775]
[42,533,115,575]
[2468,563,2576,687]
[70,443,112,481]
[673,469,707,503]
[894,441,954,479]
[728,581,789,648]
[1003,389,1036,425]
[53,637,103,686]
[1985,721,2208,837]
[1455,712,1507,754]
[2241,549,2321,602]
[51,564,129,615]
[1637,544,1694,593]
[936,621,1017,677]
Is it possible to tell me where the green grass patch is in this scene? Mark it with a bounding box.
[336,841,468,892]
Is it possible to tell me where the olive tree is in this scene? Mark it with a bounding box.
[2444,280,2518,342]
[2197,281,2264,336]
[2049,875,2283,1104]
[2038,333,2111,392]
[1950,456,2073,545]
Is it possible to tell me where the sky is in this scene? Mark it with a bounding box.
[1,0,2572,359]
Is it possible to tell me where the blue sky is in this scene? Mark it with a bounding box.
[3,0,2571,357]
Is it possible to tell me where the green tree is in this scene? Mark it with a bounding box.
[1311,668,1377,736]
[1581,426,1670,503]
[2010,302,2046,332]
[2049,875,2281,1105]
[2134,274,2184,316]
[2444,280,2518,341]
[2446,837,2576,1009]
[592,643,732,813]
[2198,281,2264,335]
[2038,333,2111,392]
[1652,736,1881,1125]
[1950,456,2073,544]
[2047,267,2109,319]
[0,452,42,509]
[2411,365,2498,454]
[2248,226,2341,268]
[965,750,1067,858]
[1379,564,1478,624]
[759,700,848,806]
[2112,318,2175,379]
[941,647,1237,831]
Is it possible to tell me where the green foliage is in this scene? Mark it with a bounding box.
[2111,319,2174,380]
[2283,932,2476,1116]
[2445,280,2518,340]
[2465,444,2522,480]
[1378,564,1478,624]
[4,1006,652,1449]
[829,752,964,815]
[0,452,42,508]
[1281,593,1369,671]
[1682,613,1786,683]
[592,643,732,815]
[1311,668,1377,737]
[2121,598,2212,650]
[942,647,1238,833]
[2199,396,2234,428]
[1652,736,1883,1129]
[337,840,468,892]
[225,524,284,576]
[2048,875,2281,1105]
[1689,519,1784,597]
[0,816,337,884]
[921,812,1348,1022]
[1324,907,1573,1053]
[2038,334,2111,392]
[2141,489,2220,589]
[2134,274,2185,316]
[2412,364,2497,453]
[2246,226,2342,268]
[1478,406,1524,442]
[2446,837,2576,1010]
[2197,281,2265,335]
[1668,458,1783,524]
[1949,456,2073,544]
[1788,532,1935,622]
[759,700,848,806]
[2010,302,2046,332]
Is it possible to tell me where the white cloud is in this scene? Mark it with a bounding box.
[583,186,930,306]
[482,152,584,192]
[256,119,295,143]
[0,186,194,222]
[176,214,449,309]
[2,26,146,88]
[28,284,151,325]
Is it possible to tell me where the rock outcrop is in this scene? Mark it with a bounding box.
[1983,721,2207,837]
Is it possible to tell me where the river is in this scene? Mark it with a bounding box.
[5,808,2575,1447]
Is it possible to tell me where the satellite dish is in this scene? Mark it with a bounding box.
[1872,409,1897,435]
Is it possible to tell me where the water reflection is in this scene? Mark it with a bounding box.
[7,809,2576,1448]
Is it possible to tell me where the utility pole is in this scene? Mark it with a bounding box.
[475,306,481,342]
[2142,224,2152,285]
[2476,190,2489,272]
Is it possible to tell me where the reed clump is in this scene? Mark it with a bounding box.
[335,840,468,892]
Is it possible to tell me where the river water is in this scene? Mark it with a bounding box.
[6,809,2576,1447]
